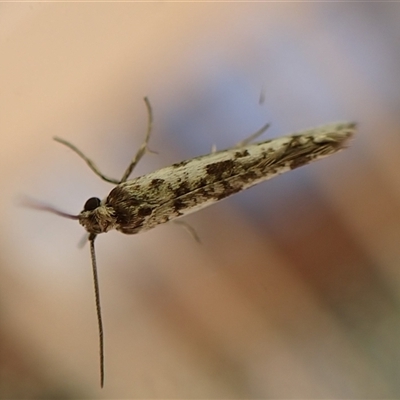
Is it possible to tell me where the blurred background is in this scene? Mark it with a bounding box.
[2,2,400,398]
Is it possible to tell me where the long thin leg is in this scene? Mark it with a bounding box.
[210,122,270,154]
[234,122,270,148]
[53,137,120,184]
[53,97,155,185]
[89,234,105,388]
[174,220,201,243]
[120,97,155,183]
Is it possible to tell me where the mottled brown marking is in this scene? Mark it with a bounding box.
[241,169,258,182]
[173,198,186,212]
[175,180,191,197]
[107,186,141,206]
[150,178,165,187]
[114,207,138,228]
[206,159,236,177]
[172,159,191,168]
[234,149,250,158]
[195,177,208,188]
[137,206,153,217]
[290,155,312,169]
[216,183,242,200]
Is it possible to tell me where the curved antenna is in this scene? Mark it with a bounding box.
[89,233,104,388]
[23,197,104,386]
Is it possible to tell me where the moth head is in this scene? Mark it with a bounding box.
[78,197,116,235]
[21,195,115,235]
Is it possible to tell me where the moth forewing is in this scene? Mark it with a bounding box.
[78,122,355,236]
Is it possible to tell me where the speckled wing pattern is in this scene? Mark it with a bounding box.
[78,122,355,235]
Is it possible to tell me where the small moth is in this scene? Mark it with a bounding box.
[29,98,356,387]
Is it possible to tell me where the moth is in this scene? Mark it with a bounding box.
[29,98,356,387]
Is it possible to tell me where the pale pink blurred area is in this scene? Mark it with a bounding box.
[2,2,400,398]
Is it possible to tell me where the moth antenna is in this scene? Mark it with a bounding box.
[89,234,104,388]
[20,196,79,220]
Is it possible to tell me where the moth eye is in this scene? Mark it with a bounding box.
[84,197,101,211]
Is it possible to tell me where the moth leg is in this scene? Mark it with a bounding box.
[209,122,270,154]
[54,98,156,184]
[53,137,120,184]
[77,232,90,248]
[119,97,157,183]
[174,220,201,243]
[234,122,270,148]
